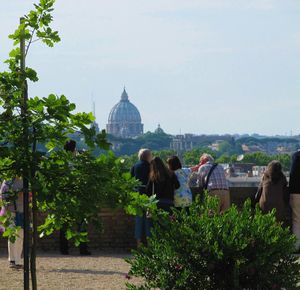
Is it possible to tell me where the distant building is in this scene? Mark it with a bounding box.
[252,166,267,177]
[241,144,264,153]
[170,134,194,153]
[208,140,224,151]
[154,124,165,134]
[106,88,143,138]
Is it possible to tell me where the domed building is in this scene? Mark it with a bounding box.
[107,88,144,138]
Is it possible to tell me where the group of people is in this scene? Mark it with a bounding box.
[130,149,231,246]
[1,146,300,269]
[131,148,300,253]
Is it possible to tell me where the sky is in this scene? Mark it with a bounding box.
[0,0,300,136]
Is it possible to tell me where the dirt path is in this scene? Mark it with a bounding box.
[0,252,139,290]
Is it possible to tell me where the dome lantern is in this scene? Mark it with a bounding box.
[121,87,129,101]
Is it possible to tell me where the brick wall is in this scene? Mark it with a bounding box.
[2,187,289,251]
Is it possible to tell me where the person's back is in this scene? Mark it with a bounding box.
[130,148,152,246]
[131,160,150,194]
[148,173,179,202]
[167,156,192,208]
[197,154,230,213]
[173,168,192,208]
[147,157,180,212]
[258,175,287,222]
[198,162,228,191]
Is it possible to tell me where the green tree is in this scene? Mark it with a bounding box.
[152,149,176,162]
[0,1,152,289]
[109,130,173,156]
[241,152,271,166]
[216,154,231,164]
[183,147,216,166]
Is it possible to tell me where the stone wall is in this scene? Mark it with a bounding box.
[0,187,266,251]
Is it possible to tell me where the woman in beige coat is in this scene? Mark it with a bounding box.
[256,161,288,223]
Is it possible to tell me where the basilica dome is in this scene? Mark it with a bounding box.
[107,89,143,138]
[108,89,141,123]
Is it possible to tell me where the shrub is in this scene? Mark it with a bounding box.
[126,195,300,290]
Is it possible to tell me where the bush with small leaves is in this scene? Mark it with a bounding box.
[126,195,300,290]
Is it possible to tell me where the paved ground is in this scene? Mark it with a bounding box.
[0,251,141,290]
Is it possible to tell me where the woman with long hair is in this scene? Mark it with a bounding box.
[146,157,180,212]
[256,160,288,223]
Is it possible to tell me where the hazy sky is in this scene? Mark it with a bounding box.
[1,1,300,135]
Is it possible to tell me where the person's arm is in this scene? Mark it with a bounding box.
[254,177,264,204]
[190,164,200,172]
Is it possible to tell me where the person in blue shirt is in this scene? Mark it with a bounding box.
[167,156,193,208]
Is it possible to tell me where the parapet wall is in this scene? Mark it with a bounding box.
[2,187,285,251]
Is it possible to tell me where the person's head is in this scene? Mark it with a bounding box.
[264,160,284,184]
[150,157,171,182]
[200,153,214,165]
[167,156,182,171]
[138,148,152,163]
[64,140,76,153]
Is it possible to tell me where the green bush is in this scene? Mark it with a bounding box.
[126,195,300,290]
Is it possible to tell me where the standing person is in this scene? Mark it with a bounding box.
[59,139,91,255]
[167,156,193,208]
[0,177,24,269]
[255,161,288,223]
[130,149,152,247]
[197,153,230,213]
[146,157,180,212]
[190,155,209,172]
[289,150,300,252]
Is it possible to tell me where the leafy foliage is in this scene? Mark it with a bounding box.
[241,152,291,171]
[109,130,173,156]
[0,0,152,245]
[126,195,300,290]
[183,147,216,166]
[36,151,141,242]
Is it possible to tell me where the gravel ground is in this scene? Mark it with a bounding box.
[1,252,299,290]
[0,252,141,290]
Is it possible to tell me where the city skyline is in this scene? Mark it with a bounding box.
[1,1,300,136]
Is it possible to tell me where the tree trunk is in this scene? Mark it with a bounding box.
[30,126,38,290]
[20,17,30,290]
[30,189,38,290]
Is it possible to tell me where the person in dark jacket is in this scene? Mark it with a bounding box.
[60,140,91,255]
[130,148,152,247]
[289,150,300,251]
[146,157,180,212]
[256,161,288,223]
